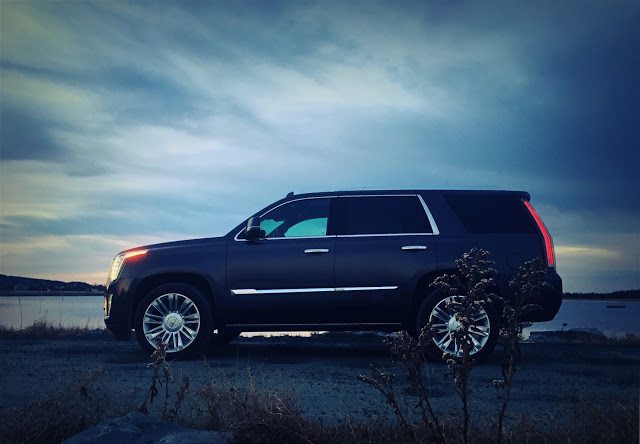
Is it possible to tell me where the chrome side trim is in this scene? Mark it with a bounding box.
[335,286,398,291]
[230,289,259,295]
[402,245,428,250]
[231,288,335,295]
[337,233,434,238]
[231,286,398,295]
[417,194,440,235]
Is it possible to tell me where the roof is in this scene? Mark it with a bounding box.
[286,189,531,201]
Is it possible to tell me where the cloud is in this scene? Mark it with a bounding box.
[554,235,639,292]
[1,0,638,291]
[556,245,618,259]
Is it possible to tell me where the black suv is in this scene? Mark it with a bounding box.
[104,190,562,358]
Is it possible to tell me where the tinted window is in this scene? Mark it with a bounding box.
[260,198,330,238]
[337,196,432,235]
[445,194,536,233]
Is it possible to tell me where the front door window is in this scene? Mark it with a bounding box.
[260,198,330,238]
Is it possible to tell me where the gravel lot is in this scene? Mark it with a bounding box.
[0,332,637,427]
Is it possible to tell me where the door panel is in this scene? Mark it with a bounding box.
[226,237,336,324]
[332,195,439,323]
[334,235,436,322]
[225,196,339,325]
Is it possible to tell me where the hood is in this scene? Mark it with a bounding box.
[121,236,225,254]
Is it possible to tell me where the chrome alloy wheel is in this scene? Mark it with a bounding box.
[428,296,490,357]
[142,293,201,353]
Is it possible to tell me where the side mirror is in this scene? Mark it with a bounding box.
[245,217,265,241]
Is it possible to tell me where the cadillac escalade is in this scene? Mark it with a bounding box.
[104,190,562,359]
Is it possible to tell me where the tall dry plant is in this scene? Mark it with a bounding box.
[430,248,498,444]
[493,258,547,444]
[385,329,446,442]
[358,327,449,442]
[137,338,189,421]
[138,338,171,415]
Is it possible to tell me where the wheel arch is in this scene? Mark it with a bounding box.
[411,268,505,326]
[412,269,457,314]
[131,272,217,328]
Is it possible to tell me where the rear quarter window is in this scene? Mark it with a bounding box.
[445,194,536,233]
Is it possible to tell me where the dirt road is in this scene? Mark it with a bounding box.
[0,332,637,426]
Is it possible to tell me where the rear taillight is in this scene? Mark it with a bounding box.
[523,200,555,268]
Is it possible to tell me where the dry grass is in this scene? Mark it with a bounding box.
[0,319,108,340]
[0,369,109,444]
[195,382,638,444]
[548,401,638,444]
[197,379,413,444]
[0,366,635,444]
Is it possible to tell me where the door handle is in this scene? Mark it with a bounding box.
[304,248,330,254]
[402,245,427,251]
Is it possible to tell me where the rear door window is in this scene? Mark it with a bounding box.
[336,196,432,235]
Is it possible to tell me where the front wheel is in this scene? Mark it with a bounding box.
[417,290,498,361]
[134,283,213,359]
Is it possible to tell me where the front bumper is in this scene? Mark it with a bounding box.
[104,277,137,337]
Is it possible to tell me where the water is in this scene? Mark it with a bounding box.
[0,296,638,337]
[0,295,104,330]
[525,299,640,337]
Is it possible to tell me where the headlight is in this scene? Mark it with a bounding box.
[106,250,148,286]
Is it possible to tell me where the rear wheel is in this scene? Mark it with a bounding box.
[417,290,498,361]
[134,283,213,359]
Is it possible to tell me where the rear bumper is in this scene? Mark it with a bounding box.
[104,277,137,337]
[522,269,563,322]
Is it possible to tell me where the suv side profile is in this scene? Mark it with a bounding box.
[104,190,562,359]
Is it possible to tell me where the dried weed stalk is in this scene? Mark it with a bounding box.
[493,258,547,444]
[357,329,447,442]
[137,338,189,421]
[431,248,498,444]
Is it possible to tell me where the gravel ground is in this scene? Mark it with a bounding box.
[0,332,637,427]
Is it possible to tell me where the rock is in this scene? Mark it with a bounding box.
[63,412,230,444]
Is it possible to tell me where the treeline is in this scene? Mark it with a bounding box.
[564,289,640,300]
[0,274,106,294]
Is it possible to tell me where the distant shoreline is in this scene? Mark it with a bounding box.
[562,296,640,302]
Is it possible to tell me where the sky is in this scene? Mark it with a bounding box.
[1,0,639,292]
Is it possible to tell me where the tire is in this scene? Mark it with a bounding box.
[134,283,213,359]
[209,329,241,345]
[417,289,498,361]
